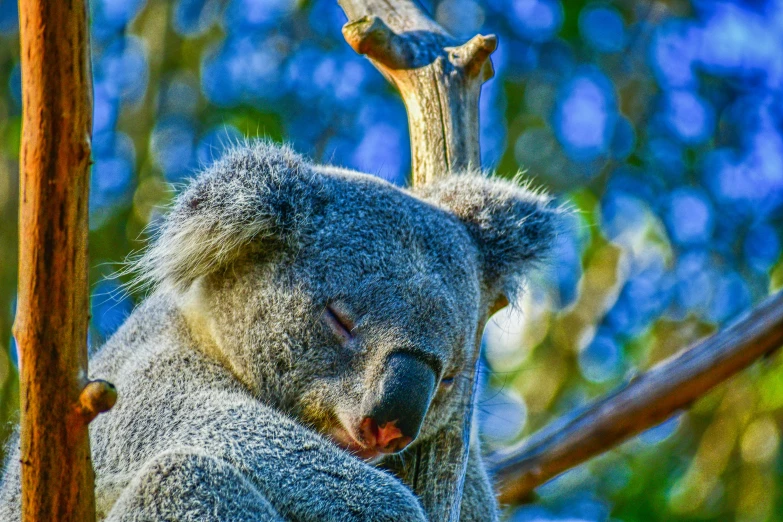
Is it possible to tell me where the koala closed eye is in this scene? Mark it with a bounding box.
[323,304,356,344]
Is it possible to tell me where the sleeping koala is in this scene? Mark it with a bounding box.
[0,142,562,521]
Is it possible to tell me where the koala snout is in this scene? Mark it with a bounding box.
[360,352,436,453]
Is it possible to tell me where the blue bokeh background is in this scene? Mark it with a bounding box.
[1,0,783,520]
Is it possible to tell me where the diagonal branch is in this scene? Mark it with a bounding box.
[338,1,496,520]
[487,291,783,505]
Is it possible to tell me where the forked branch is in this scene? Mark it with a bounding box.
[488,291,783,504]
[339,0,495,186]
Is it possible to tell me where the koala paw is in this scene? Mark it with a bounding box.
[358,469,428,522]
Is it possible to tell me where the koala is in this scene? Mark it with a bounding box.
[0,142,562,521]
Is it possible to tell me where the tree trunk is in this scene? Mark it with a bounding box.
[338,1,496,520]
[15,1,116,520]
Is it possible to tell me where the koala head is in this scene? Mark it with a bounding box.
[135,142,563,461]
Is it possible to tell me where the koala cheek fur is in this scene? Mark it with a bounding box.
[0,141,565,521]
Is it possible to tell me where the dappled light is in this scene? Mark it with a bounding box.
[1,0,783,520]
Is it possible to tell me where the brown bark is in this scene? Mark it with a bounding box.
[338,1,496,520]
[14,1,116,521]
[488,291,783,504]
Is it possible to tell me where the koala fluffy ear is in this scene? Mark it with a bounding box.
[132,142,321,293]
[417,172,566,303]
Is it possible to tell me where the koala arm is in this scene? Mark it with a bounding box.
[161,390,427,522]
[104,449,284,522]
[1,392,425,522]
[459,438,499,522]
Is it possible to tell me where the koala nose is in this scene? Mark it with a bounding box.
[361,352,436,452]
[359,417,411,453]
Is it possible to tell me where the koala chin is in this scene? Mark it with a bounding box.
[0,142,563,522]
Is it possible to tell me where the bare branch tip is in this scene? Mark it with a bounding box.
[342,16,382,49]
[78,379,118,422]
[450,33,498,80]
[342,16,407,69]
[472,33,498,53]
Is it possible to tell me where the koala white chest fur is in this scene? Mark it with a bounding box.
[0,142,562,521]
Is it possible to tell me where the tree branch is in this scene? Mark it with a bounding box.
[338,1,496,520]
[339,0,495,185]
[15,1,114,520]
[487,291,783,505]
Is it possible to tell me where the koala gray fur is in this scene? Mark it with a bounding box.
[0,142,563,521]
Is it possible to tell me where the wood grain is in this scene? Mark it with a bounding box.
[15,0,114,520]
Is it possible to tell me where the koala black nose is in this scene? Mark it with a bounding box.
[361,352,436,453]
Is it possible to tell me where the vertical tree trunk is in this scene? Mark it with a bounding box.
[15,1,116,520]
[338,1,496,520]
